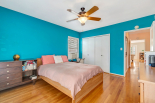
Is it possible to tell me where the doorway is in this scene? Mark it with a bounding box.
[124,27,150,76]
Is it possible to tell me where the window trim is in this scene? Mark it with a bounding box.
[68,36,79,59]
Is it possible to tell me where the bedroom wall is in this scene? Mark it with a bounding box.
[79,14,155,76]
[0,6,79,61]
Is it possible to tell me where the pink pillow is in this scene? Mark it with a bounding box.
[41,55,55,65]
[61,56,68,62]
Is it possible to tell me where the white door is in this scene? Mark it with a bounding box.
[87,37,95,65]
[94,36,102,68]
[83,35,110,73]
[82,38,89,64]
[101,35,110,73]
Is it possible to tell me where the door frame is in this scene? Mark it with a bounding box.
[82,34,110,73]
[124,27,150,77]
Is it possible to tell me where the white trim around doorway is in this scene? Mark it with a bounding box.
[124,27,150,77]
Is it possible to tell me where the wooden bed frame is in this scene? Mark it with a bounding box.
[37,58,103,103]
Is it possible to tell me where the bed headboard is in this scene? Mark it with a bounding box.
[37,58,42,68]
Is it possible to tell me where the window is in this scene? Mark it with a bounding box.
[68,36,79,59]
[131,46,136,55]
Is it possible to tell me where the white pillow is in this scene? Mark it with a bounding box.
[77,58,80,62]
[54,56,63,63]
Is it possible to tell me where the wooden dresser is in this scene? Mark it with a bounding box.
[0,59,37,91]
[0,61,22,90]
[138,63,155,103]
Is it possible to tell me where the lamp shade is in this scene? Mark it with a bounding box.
[78,17,87,25]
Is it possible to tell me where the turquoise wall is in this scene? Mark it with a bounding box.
[0,6,79,61]
[79,15,155,75]
[0,6,154,75]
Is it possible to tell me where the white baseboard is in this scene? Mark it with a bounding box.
[110,73,124,77]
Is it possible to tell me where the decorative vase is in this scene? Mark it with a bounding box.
[13,54,20,61]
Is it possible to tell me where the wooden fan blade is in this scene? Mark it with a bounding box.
[85,6,99,16]
[67,9,79,16]
[87,17,101,21]
[66,18,78,22]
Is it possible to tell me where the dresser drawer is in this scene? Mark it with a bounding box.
[0,73,22,82]
[0,61,22,69]
[0,67,22,75]
[0,78,22,89]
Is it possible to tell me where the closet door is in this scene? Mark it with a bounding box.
[101,35,110,73]
[87,37,95,65]
[94,36,102,67]
[82,37,95,64]
[82,38,89,64]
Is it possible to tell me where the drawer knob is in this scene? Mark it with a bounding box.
[7,64,9,67]
[7,83,9,85]
[7,77,9,79]
[7,71,9,73]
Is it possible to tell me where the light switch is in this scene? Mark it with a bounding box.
[120,48,123,50]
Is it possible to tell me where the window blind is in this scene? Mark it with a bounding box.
[68,37,78,53]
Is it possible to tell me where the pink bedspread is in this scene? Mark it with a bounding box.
[38,62,103,99]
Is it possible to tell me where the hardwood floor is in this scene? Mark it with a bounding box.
[0,62,140,103]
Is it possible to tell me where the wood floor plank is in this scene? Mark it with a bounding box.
[0,62,140,103]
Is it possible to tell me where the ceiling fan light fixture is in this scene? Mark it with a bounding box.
[67,6,100,26]
[78,17,87,25]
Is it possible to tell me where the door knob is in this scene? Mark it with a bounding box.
[101,55,103,56]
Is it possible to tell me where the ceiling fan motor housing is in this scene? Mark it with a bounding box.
[81,7,85,11]
[79,7,86,15]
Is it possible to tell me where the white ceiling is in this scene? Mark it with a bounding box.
[0,0,155,32]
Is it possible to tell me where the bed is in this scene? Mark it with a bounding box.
[37,58,103,103]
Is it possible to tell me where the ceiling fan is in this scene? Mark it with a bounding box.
[67,6,101,26]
